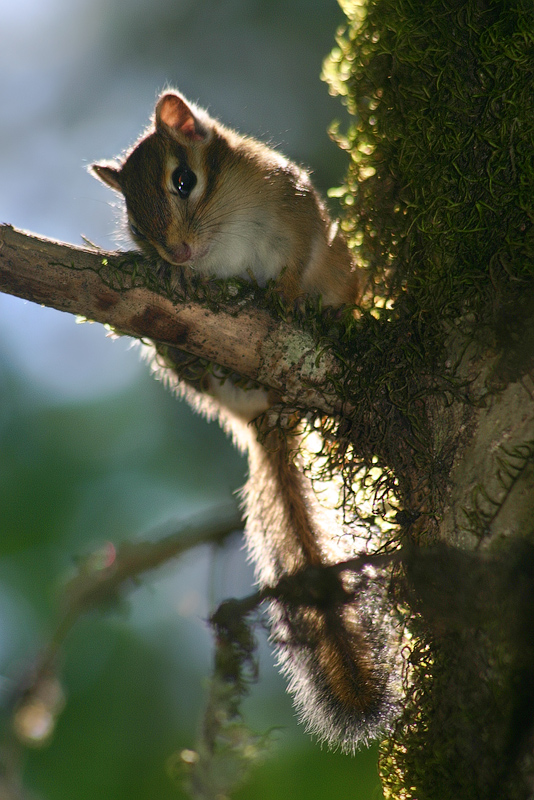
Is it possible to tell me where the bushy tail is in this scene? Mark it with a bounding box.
[242,431,400,751]
[150,344,400,750]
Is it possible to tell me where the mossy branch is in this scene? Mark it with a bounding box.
[0,223,346,417]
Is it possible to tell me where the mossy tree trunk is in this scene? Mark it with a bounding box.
[324,1,534,797]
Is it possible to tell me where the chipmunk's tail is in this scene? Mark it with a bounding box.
[149,346,400,749]
[241,430,400,751]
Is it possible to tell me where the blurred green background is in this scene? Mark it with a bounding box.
[0,0,383,797]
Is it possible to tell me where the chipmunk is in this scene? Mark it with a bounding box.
[91,90,397,749]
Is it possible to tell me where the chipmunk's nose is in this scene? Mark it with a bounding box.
[168,242,192,264]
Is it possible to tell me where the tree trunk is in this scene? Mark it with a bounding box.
[323,0,534,797]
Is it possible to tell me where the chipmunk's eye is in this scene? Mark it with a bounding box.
[172,166,197,199]
[129,221,146,240]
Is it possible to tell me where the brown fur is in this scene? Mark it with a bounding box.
[246,437,386,719]
[91,90,396,749]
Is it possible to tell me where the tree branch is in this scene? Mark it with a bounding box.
[0,224,346,417]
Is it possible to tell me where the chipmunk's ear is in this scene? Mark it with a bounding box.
[156,92,207,142]
[90,162,123,193]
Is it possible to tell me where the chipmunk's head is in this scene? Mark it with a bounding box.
[91,91,217,267]
[92,88,358,299]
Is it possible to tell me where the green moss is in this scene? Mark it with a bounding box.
[324,0,534,313]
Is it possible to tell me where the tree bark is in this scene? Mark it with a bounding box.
[322,0,534,797]
[0,224,344,416]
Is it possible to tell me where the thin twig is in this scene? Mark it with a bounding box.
[5,505,244,747]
